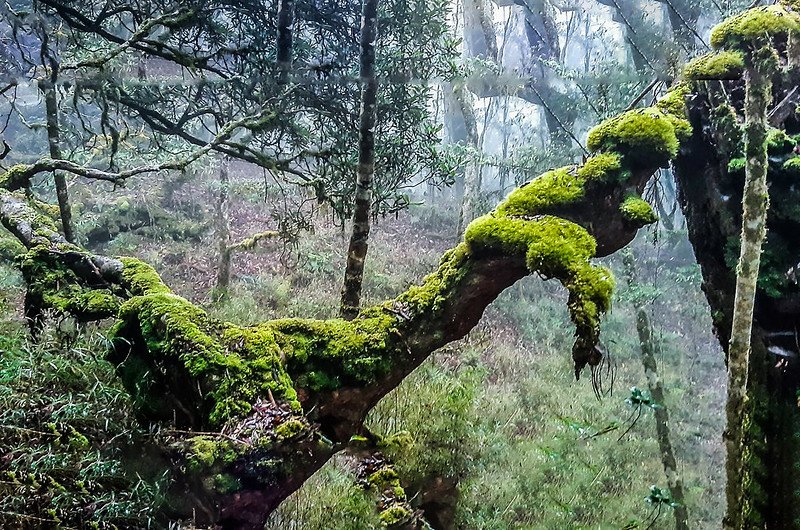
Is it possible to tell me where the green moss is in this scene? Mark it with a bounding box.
[368,466,401,489]
[767,128,797,155]
[213,473,241,494]
[275,419,307,440]
[378,503,412,526]
[619,196,658,226]
[0,164,32,190]
[186,436,239,471]
[496,166,584,216]
[576,153,626,182]
[710,5,800,49]
[782,156,800,175]
[656,83,690,118]
[729,157,747,173]
[683,51,744,80]
[465,215,613,357]
[586,107,689,168]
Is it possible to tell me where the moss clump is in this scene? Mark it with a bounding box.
[274,419,307,440]
[496,166,584,216]
[186,436,239,471]
[576,152,626,182]
[586,107,689,168]
[729,157,747,173]
[114,258,301,425]
[465,215,613,364]
[620,196,658,226]
[0,164,32,190]
[269,312,402,394]
[396,243,470,316]
[767,129,797,155]
[656,83,690,118]
[683,51,744,80]
[17,246,120,321]
[710,5,800,49]
[378,503,412,526]
[368,466,401,489]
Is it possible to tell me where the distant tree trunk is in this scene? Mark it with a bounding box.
[40,68,74,243]
[276,0,294,84]
[624,253,689,530]
[213,157,232,302]
[724,48,773,530]
[340,0,379,320]
[455,84,480,236]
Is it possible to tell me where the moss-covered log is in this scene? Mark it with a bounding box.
[0,78,691,526]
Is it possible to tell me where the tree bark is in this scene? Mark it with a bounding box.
[340,0,379,320]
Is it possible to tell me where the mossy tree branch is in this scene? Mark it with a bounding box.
[0,82,690,526]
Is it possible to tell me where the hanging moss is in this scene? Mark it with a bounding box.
[620,196,659,226]
[710,5,800,50]
[684,51,745,80]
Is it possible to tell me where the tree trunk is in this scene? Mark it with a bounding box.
[213,157,232,302]
[340,0,379,320]
[724,48,773,530]
[455,83,480,236]
[40,73,74,243]
[624,253,689,530]
[276,0,294,84]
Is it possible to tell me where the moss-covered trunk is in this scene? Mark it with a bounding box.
[340,0,379,320]
[625,253,689,530]
[40,73,74,243]
[724,48,772,529]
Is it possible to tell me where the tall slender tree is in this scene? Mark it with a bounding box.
[340,0,379,319]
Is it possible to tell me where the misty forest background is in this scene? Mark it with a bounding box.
[0,0,766,528]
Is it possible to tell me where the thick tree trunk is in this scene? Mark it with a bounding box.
[724,50,772,530]
[213,157,232,302]
[40,74,74,243]
[340,0,379,320]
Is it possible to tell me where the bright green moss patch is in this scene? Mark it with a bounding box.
[782,156,800,175]
[465,215,613,360]
[620,196,658,226]
[586,107,689,168]
[186,436,239,471]
[268,314,401,393]
[496,166,584,216]
[656,83,690,118]
[379,503,412,526]
[274,419,307,440]
[396,243,470,315]
[729,157,746,173]
[119,258,171,295]
[683,51,744,80]
[576,152,626,182]
[710,5,800,49]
